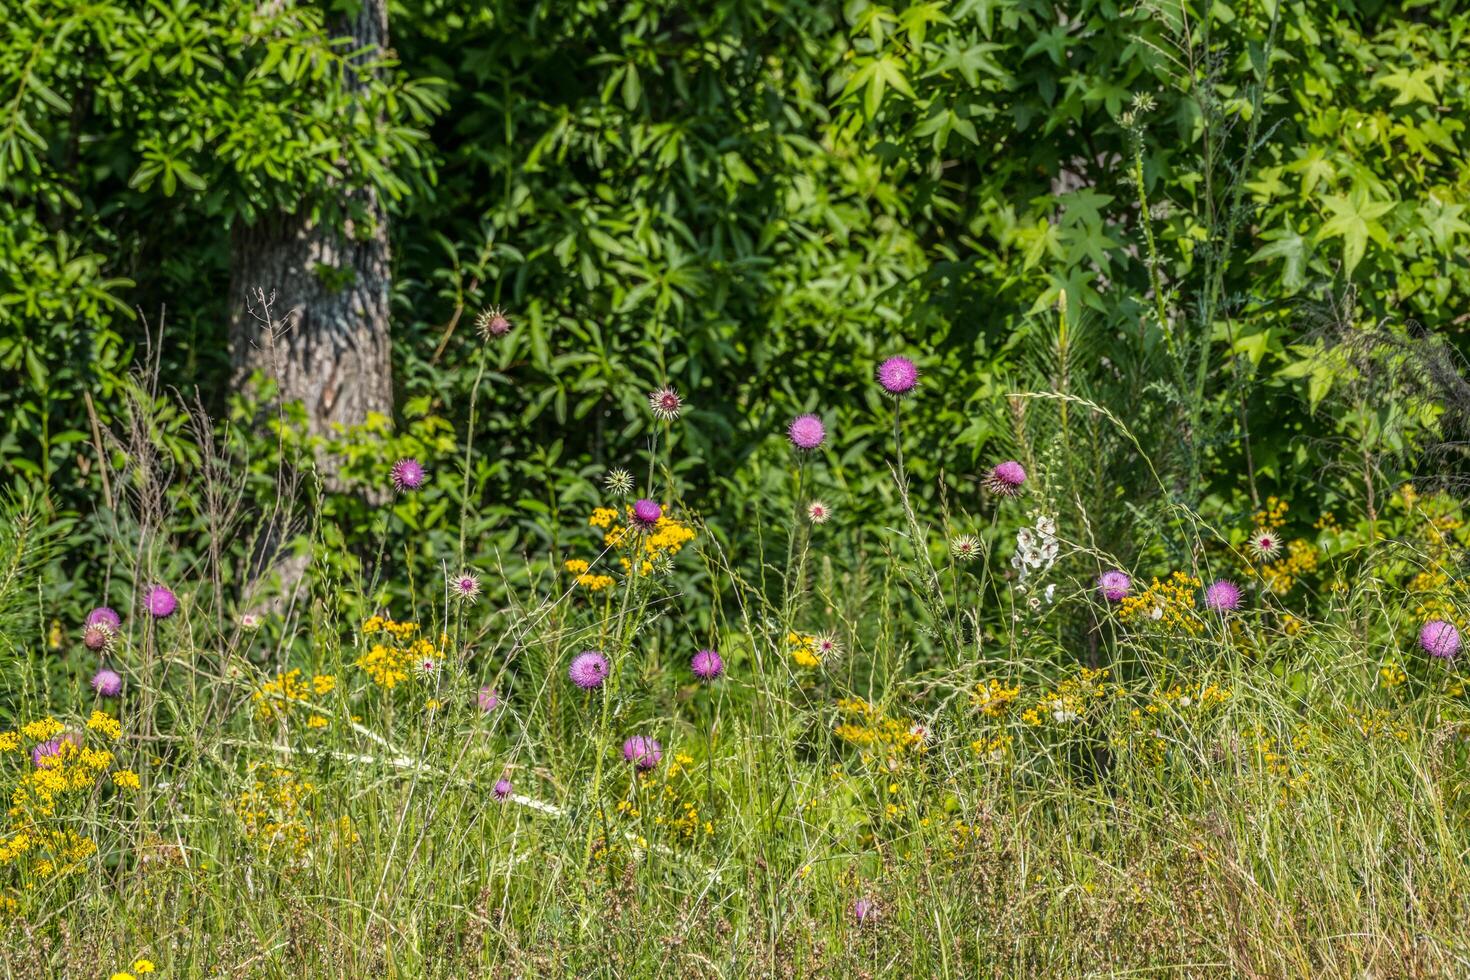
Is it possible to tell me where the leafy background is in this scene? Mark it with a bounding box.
[3,0,1469,622]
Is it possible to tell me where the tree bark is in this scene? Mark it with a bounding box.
[228,0,394,489]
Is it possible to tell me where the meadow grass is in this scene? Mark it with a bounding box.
[3,380,1470,980]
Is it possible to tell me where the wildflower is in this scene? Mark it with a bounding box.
[32,734,78,768]
[984,460,1026,496]
[113,770,141,790]
[144,585,178,619]
[86,606,121,631]
[415,656,439,676]
[1204,579,1242,612]
[876,356,919,396]
[604,468,635,496]
[569,651,610,689]
[632,499,663,528]
[950,534,982,562]
[1420,619,1462,660]
[493,778,512,801]
[131,962,156,975]
[83,624,112,651]
[477,686,500,712]
[90,669,123,702]
[787,413,826,450]
[1097,570,1131,602]
[450,571,481,602]
[852,898,876,925]
[806,500,832,525]
[691,649,724,681]
[390,458,426,492]
[1249,529,1282,560]
[814,632,842,662]
[239,613,262,631]
[87,710,122,740]
[475,306,512,339]
[622,735,663,771]
[648,387,684,420]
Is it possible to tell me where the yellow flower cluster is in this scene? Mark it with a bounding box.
[1253,496,1288,529]
[833,698,926,760]
[109,959,156,980]
[234,765,318,858]
[0,827,96,879]
[563,558,615,592]
[970,679,1020,717]
[1347,708,1410,742]
[1249,538,1319,595]
[86,710,123,740]
[252,668,336,725]
[0,718,135,891]
[356,617,436,689]
[581,505,696,579]
[1118,572,1204,635]
[608,752,715,845]
[10,736,115,819]
[1127,682,1231,726]
[1021,667,1115,726]
[969,732,1013,761]
[788,631,821,668]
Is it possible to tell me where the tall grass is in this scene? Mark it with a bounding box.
[2,340,1469,979]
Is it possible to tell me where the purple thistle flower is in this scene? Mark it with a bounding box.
[1097,570,1131,603]
[787,414,826,451]
[493,777,512,801]
[1204,579,1242,612]
[649,387,684,421]
[91,668,123,698]
[86,607,121,631]
[31,733,79,768]
[475,306,512,340]
[569,650,610,689]
[622,735,662,771]
[390,458,426,492]
[632,499,663,527]
[691,649,724,681]
[477,686,500,712]
[876,356,919,396]
[82,624,112,652]
[852,898,876,925]
[145,585,178,619]
[983,460,1027,496]
[450,572,481,602]
[1420,619,1461,660]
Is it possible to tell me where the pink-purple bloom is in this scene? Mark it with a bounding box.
[852,898,876,925]
[691,649,724,681]
[493,777,512,800]
[390,457,426,492]
[1097,570,1131,602]
[876,356,919,396]
[477,686,500,712]
[145,585,178,619]
[632,499,663,527]
[32,733,79,768]
[83,624,112,651]
[86,607,121,631]
[622,735,662,770]
[569,650,610,689]
[787,414,826,451]
[984,460,1026,496]
[91,668,123,697]
[1420,619,1461,660]
[1204,579,1242,612]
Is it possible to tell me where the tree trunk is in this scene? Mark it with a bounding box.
[228,0,394,489]
[227,0,393,605]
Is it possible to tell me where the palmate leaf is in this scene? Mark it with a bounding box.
[1316,187,1394,276]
